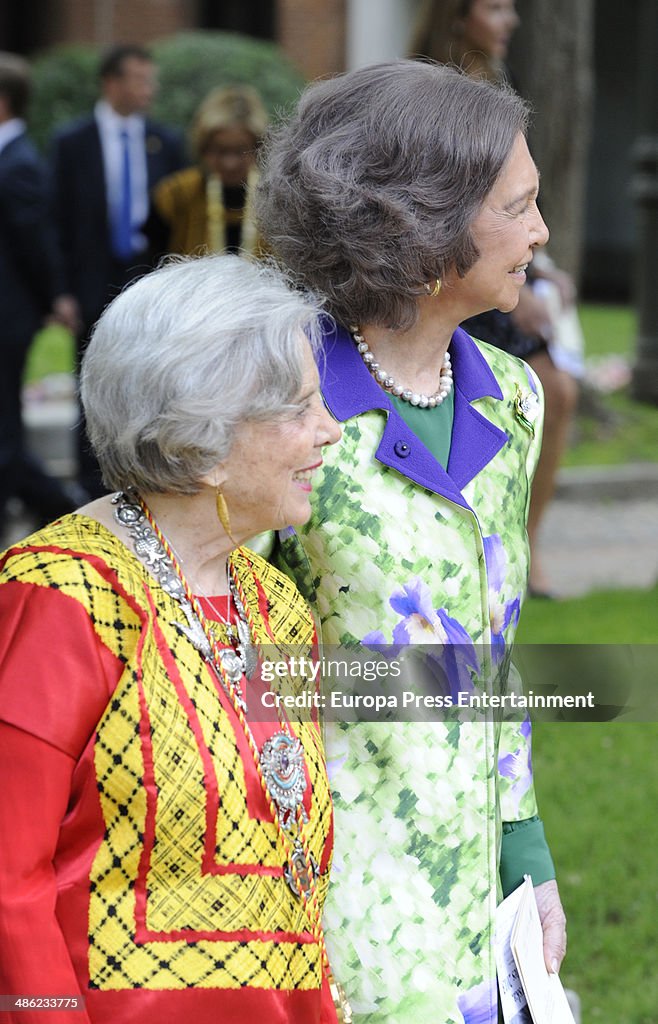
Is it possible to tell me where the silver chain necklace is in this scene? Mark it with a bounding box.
[112,491,256,710]
[112,491,319,898]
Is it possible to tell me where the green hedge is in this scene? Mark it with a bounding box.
[152,32,306,129]
[28,45,98,149]
[28,31,307,151]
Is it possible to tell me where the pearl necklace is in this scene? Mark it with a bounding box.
[350,325,453,409]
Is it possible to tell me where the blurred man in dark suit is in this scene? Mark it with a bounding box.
[51,44,186,497]
[0,52,80,544]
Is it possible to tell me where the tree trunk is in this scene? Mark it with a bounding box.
[509,0,595,283]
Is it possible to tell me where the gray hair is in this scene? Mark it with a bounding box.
[81,254,322,494]
[256,59,529,329]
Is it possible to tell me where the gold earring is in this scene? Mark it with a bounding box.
[424,279,442,298]
[216,488,233,538]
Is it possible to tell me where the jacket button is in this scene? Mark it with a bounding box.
[393,440,411,458]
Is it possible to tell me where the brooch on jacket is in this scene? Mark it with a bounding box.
[514,384,540,436]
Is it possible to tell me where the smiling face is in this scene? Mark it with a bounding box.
[459,0,520,61]
[443,133,548,318]
[215,340,341,538]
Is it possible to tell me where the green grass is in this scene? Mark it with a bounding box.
[533,722,658,1024]
[564,390,658,466]
[565,303,658,467]
[518,586,658,1022]
[518,585,658,644]
[579,303,637,357]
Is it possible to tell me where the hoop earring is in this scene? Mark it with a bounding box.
[424,279,442,298]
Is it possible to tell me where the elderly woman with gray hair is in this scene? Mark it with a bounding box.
[256,60,567,1023]
[0,255,344,1023]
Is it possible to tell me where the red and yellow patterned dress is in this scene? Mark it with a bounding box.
[0,515,335,1024]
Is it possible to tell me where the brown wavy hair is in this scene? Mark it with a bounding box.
[256,60,528,329]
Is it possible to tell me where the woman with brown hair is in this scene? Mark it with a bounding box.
[410,0,519,83]
[257,59,567,1024]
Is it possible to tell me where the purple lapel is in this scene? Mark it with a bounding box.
[319,322,508,509]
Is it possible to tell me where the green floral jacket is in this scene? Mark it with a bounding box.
[274,324,547,1024]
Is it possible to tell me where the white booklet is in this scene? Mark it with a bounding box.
[494,875,575,1024]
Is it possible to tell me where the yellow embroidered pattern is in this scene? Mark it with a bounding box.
[4,517,331,992]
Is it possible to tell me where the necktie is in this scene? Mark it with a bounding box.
[112,128,133,261]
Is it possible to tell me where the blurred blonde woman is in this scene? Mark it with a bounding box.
[149,85,268,256]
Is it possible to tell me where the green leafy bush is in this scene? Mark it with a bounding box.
[28,45,98,149]
[28,31,306,151]
[152,32,306,130]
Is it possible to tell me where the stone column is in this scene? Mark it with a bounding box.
[346,0,421,70]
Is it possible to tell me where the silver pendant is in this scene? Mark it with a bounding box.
[284,838,320,898]
[231,585,258,679]
[218,648,244,684]
[113,493,187,601]
[172,599,213,659]
[260,731,308,826]
[209,658,247,712]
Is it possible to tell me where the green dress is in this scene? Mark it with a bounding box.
[275,324,552,1024]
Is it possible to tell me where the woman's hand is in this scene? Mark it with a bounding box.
[534,879,567,973]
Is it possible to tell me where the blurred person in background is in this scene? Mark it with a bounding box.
[0,254,344,1024]
[50,43,186,500]
[148,85,268,257]
[0,52,80,546]
[410,0,520,82]
[410,0,582,597]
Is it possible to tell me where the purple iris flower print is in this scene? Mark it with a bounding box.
[435,607,480,699]
[361,630,403,658]
[483,534,522,664]
[363,579,479,698]
[498,715,534,813]
[362,578,446,650]
[457,978,498,1024]
[389,578,449,645]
